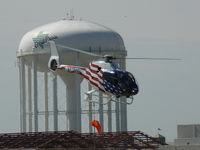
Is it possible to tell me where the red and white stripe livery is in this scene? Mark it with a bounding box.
[58,63,106,93]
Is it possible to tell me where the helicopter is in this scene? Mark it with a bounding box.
[48,41,139,105]
[48,40,180,104]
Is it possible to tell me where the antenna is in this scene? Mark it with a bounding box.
[70,8,74,20]
[66,12,69,19]
[65,9,74,20]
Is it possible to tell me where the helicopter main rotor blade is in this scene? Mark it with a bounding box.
[115,57,181,60]
[56,44,101,58]
[54,44,181,61]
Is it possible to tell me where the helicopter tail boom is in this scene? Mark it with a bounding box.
[48,41,60,72]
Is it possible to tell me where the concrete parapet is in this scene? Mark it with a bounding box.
[177,124,200,138]
[175,137,200,145]
[158,145,200,150]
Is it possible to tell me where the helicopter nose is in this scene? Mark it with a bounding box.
[132,87,139,95]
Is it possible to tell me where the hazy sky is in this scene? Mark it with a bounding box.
[0,0,200,142]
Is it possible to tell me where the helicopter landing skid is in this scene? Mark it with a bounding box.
[84,90,111,105]
[84,90,134,105]
[109,96,134,105]
[84,89,96,101]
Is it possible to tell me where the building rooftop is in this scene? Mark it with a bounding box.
[0,131,166,149]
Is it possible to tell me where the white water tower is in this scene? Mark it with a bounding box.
[17,19,127,133]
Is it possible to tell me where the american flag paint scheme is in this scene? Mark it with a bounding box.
[48,40,139,100]
[56,61,139,98]
[58,63,105,93]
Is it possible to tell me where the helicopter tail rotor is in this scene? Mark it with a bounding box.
[48,56,59,72]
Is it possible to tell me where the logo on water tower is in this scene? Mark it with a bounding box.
[32,31,58,49]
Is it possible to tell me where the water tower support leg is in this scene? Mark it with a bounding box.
[33,56,38,132]
[63,53,81,132]
[75,76,81,132]
[115,99,120,131]
[88,84,93,133]
[120,59,127,131]
[19,58,22,132]
[19,58,26,132]
[66,77,81,132]
[44,72,49,131]
[107,100,112,132]
[65,88,68,130]
[99,93,104,132]
[22,64,26,132]
[28,67,32,132]
[75,53,81,132]
[120,97,127,131]
[53,75,58,131]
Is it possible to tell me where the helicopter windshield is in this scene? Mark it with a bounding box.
[103,70,135,86]
[103,71,118,86]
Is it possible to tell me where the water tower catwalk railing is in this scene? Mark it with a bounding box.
[17,48,128,133]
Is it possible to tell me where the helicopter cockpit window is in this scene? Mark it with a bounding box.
[116,72,126,79]
[116,71,136,89]
[127,73,135,81]
[103,71,118,86]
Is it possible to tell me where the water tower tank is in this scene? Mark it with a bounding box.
[17,19,127,133]
[18,19,126,69]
